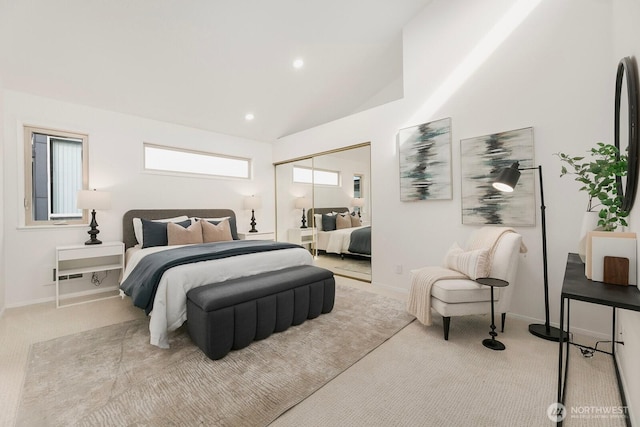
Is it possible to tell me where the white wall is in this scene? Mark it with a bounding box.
[612,0,640,424]
[0,72,5,316]
[3,90,273,306]
[275,0,613,330]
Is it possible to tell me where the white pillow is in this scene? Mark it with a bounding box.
[133,215,189,246]
[443,242,490,280]
[197,216,230,222]
[314,214,323,231]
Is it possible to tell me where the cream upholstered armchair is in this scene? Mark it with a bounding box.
[408,227,524,340]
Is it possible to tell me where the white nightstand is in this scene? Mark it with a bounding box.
[238,231,275,241]
[55,241,124,308]
[288,228,316,249]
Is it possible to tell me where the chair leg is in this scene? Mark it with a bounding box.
[443,316,451,340]
[501,313,506,332]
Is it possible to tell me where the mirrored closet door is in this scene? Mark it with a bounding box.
[275,143,371,282]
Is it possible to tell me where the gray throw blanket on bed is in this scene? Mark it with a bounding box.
[348,226,371,255]
[120,240,301,315]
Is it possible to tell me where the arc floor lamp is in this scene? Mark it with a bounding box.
[493,162,567,342]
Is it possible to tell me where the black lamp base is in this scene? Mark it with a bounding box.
[482,338,506,351]
[249,209,258,233]
[529,323,568,342]
[85,209,103,245]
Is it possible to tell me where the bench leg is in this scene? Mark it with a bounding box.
[501,313,506,333]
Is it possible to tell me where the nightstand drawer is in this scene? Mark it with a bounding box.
[57,242,123,261]
[238,231,275,241]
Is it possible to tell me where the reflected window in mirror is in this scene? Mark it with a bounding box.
[293,165,340,186]
[24,126,89,226]
[353,174,363,215]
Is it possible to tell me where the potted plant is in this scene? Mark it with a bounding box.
[557,142,629,231]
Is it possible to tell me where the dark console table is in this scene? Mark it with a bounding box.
[557,253,640,426]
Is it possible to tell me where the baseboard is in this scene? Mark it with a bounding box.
[371,281,409,294]
[6,285,120,309]
[506,312,611,340]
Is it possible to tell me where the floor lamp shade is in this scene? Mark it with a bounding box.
[244,195,262,233]
[492,163,567,342]
[77,189,111,245]
[492,162,521,192]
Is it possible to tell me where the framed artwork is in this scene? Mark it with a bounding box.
[398,117,452,201]
[460,127,535,226]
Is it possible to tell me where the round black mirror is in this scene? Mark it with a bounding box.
[614,56,639,213]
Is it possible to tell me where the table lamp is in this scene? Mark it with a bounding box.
[244,195,262,233]
[295,197,312,228]
[77,189,111,245]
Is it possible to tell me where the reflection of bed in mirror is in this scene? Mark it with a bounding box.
[309,207,371,257]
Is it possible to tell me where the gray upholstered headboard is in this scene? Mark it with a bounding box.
[122,209,237,250]
[308,207,349,229]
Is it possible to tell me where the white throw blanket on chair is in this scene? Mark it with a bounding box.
[406,227,526,326]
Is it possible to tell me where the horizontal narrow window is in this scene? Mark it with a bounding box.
[144,143,251,179]
[293,166,340,186]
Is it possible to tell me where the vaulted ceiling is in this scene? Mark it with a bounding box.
[0,0,432,142]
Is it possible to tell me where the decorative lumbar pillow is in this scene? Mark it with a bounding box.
[350,214,361,227]
[167,221,203,246]
[141,218,192,248]
[443,242,490,280]
[201,218,233,243]
[336,213,351,230]
[133,215,189,246]
[197,216,239,240]
[322,214,337,231]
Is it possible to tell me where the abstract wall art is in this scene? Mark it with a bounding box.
[460,127,535,226]
[398,117,452,201]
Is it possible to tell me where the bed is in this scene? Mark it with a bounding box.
[120,209,313,348]
[309,207,371,257]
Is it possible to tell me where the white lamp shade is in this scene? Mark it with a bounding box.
[77,190,111,210]
[295,197,312,209]
[244,195,262,210]
[351,197,365,207]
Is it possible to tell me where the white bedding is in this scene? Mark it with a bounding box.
[122,243,313,348]
[316,226,368,255]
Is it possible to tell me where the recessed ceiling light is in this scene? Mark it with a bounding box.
[245,113,255,121]
[293,58,304,69]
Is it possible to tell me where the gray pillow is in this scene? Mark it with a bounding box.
[322,214,337,231]
[141,218,191,248]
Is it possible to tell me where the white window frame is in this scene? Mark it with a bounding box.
[143,143,251,180]
[24,125,89,226]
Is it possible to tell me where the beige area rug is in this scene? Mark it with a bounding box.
[16,285,414,427]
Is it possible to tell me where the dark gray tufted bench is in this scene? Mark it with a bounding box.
[186,265,335,360]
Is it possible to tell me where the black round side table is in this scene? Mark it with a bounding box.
[475,277,509,351]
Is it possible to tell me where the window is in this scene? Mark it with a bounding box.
[24,126,89,225]
[354,175,362,198]
[293,165,340,186]
[143,143,251,179]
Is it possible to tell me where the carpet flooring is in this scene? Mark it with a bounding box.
[16,285,413,426]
